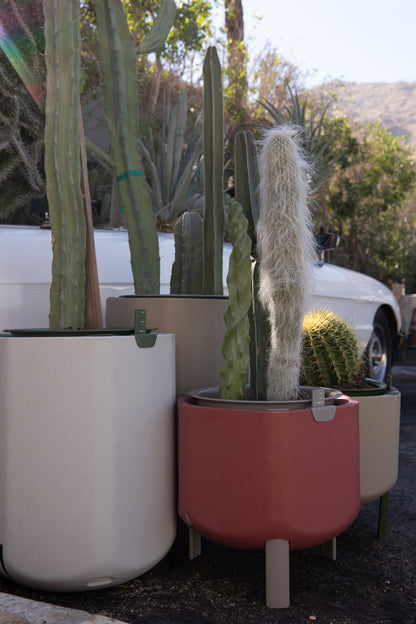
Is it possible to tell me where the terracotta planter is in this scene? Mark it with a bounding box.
[178,390,360,607]
[0,329,176,592]
[106,295,228,395]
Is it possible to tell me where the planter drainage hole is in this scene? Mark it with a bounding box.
[87,577,115,588]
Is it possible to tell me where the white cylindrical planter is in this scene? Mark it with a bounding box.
[0,332,176,592]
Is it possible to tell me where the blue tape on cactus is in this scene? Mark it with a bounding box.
[116,170,145,183]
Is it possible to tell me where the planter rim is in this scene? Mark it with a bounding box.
[344,378,398,397]
[2,328,137,337]
[186,385,343,411]
[118,294,228,300]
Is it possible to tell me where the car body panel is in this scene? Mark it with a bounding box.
[0,226,401,353]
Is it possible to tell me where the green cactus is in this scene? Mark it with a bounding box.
[301,309,363,387]
[44,0,86,330]
[233,130,270,400]
[170,211,203,294]
[202,45,225,296]
[234,130,260,257]
[93,0,176,294]
[257,126,315,401]
[219,200,252,400]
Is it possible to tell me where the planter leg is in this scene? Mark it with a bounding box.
[189,527,202,560]
[321,537,337,560]
[265,539,290,608]
[378,492,390,540]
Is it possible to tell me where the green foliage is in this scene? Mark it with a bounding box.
[301,309,363,387]
[117,0,213,69]
[0,55,45,221]
[139,87,203,227]
[0,0,45,222]
[224,0,248,128]
[315,115,416,286]
[259,86,339,196]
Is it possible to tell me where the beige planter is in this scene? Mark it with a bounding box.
[106,295,229,396]
[357,389,401,504]
[0,330,176,591]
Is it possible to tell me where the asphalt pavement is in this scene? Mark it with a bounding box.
[1,350,415,624]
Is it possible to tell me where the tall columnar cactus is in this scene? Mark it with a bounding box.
[44,0,86,330]
[301,309,363,387]
[257,126,315,401]
[234,130,270,400]
[93,0,176,294]
[202,45,225,295]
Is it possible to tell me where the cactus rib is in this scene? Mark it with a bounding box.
[93,0,160,294]
[44,0,86,329]
[202,46,224,295]
[170,211,203,294]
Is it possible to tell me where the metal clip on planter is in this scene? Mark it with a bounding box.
[134,309,157,348]
[311,388,336,422]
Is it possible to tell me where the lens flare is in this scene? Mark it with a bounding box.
[0,17,44,110]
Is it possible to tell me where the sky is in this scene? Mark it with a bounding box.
[237,0,416,87]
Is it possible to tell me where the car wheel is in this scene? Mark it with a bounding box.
[366,309,392,382]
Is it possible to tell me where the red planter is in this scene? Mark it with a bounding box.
[179,393,360,552]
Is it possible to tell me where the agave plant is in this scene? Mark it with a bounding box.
[139,87,204,228]
[259,85,338,196]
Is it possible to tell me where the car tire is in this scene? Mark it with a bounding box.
[366,308,392,383]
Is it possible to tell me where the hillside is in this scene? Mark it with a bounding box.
[325,81,416,148]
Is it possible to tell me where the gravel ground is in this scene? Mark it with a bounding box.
[1,352,415,624]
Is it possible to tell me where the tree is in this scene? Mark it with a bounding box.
[316,116,416,286]
[224,0,248,127]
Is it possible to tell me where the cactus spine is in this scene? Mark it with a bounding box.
[93,0,176,294]
[301,309,362,387]
[219,200,252,399]
[257,126,315,401]
[44,0,86,330]
[202,46,225,295]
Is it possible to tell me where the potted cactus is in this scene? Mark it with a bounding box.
[106,46,230,395]
[178,120,361,608]
[301,308,401,539]
[0,0,177,592]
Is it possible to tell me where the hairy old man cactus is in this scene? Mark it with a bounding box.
[219,125,315,401]
[301,309,363,387]
[257,126,315,401]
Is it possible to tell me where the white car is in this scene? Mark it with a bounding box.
[0,225,402,382]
